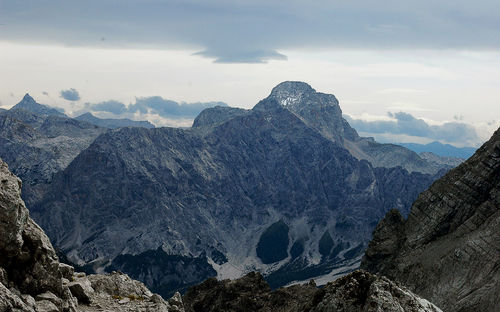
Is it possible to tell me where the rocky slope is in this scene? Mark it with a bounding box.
[0,158,183,311]
[182,270,441,312]
[31,82,441,297]
[398,141,476,159]
[361,127,500,311]
[418,151,464,168]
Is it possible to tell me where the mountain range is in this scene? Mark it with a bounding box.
[75,112,155,129]
[0,82,466,297]
[1,82,497,311]
[398,141,476,159]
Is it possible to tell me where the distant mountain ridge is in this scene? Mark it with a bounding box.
[398,141,476,159]
[76,112,155,129]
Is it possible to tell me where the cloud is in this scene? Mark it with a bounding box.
[85,96,227,119]
[60,88,81,101]
[129,97,227,118]
[91,100,127,115]
[2,1,500,63]
[194,49,287,63]
[345,111,481,146]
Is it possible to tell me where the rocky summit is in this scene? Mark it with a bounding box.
[28,82,446,297]
[0,157,184,311]
[361,127,500,311]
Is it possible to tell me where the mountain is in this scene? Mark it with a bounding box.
[0,96,107,206]
[75,112,155,129]
[31,82,442,297]
[193,82,451,175]
[361,127,500,311]
[398,141,476,159]
[12,93,66,117]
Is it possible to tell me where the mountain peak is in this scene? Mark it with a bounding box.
[78,112,95,118]
[21,93,36,104]
[270,81,316,107]
[12,93,66,117]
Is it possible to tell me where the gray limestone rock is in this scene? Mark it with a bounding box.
[167,292,184,312]
[0,158,79,311]
[311,271,441,312]
[36,291,62,306]
[74,272,183,312]
[58,263,75,280]
[68,278,94,304]
[0,283,35,312]
[362,127,500,312]
[35,300,60,312]
[87,271,152,298]
[182,270,441,312]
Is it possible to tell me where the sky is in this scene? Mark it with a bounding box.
[1,0,500,147]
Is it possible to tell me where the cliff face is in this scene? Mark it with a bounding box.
[361,127,500,312]
[0,158,77,311]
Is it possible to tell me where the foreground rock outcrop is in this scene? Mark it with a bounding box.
[0,159,77,311]
[182,270,441,312]
[0,158,183,311]
[362,127,500,312]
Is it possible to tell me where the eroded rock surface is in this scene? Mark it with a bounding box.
[182,270,441,312]
[362,127,500,312]
[73,271,184,312]
[0,158,77,311]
